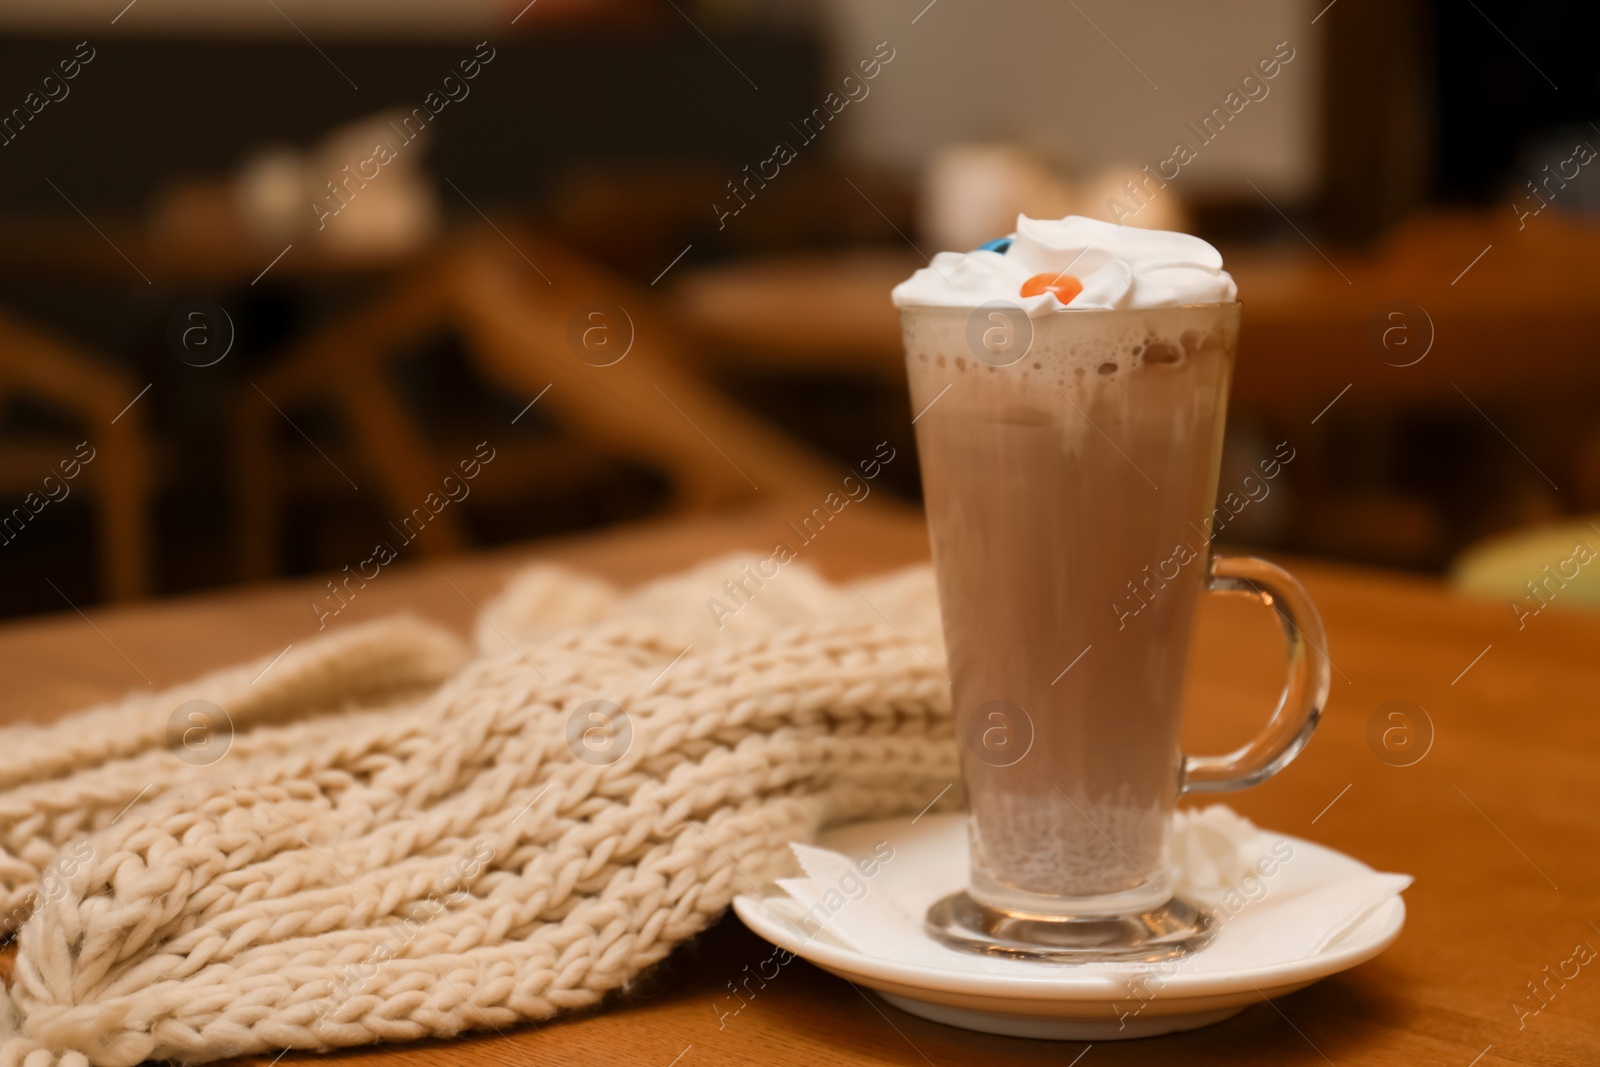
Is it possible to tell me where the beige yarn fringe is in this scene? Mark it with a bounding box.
[0,557,954,1065]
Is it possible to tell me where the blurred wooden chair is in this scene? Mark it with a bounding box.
[0,311,154,600]
[236,229,844,579]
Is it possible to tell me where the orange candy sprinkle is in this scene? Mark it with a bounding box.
[1020,272,1083,304]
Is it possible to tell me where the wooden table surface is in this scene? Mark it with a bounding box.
[2,501,1595,1067]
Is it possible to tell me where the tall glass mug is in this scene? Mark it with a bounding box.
[902,300,1330,962]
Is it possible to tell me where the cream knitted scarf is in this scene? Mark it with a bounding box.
[0,557,954,1067]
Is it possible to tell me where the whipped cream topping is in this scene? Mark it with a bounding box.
[892,214,1236,314]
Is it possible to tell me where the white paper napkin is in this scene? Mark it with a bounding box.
[774,805,1411,978]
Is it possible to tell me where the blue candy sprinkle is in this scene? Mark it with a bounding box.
[976,236,1013,254]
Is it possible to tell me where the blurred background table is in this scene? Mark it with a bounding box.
[670,212,1600,414]
[2,503,1593,1066]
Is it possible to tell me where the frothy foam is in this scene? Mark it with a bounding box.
[901,303,1237,412]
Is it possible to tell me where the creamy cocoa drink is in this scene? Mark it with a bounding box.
[905,301,1235,915]
[893,216,1328,959]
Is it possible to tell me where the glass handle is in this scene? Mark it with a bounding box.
[1180,553,1331,794]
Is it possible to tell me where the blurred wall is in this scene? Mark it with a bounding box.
[3,0,1322,202]
[817,0,1322,199]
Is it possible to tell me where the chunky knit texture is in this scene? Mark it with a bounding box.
[0,558,954,1066]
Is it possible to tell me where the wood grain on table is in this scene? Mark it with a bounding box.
[1,501,1595,1067]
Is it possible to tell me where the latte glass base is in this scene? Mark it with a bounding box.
[926,891,1214,963]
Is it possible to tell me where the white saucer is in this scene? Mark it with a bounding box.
[733,813,1406,1040]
